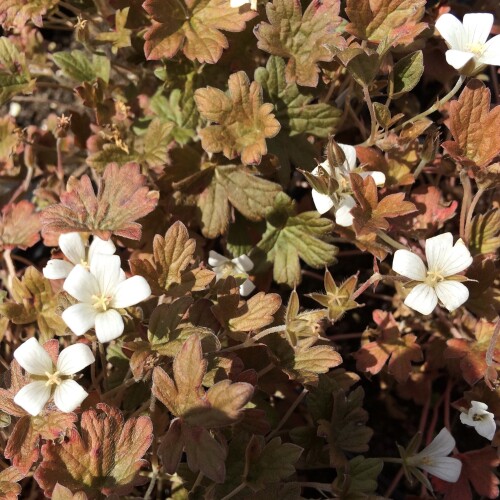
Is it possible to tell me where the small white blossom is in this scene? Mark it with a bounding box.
[460,401,496,441]
[311,143,385,226]
[392,232,473,315]
[62,254,151,343]
[407,428,462,483]
[208,251,255,296]
[230,0,257,9]
[43,232,116,280]
[13,337,95,416]
[435,13,500,75]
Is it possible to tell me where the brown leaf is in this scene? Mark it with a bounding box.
[0,467,24,500]
[354,310,422,383]
[0,0,58,29]
[52,483,89,500]
[41,162,159,241]
[0,201,41,251]
[194,72,280,165]
[142,0,257,63]
[255,0,342,87]
[34,404,153,497]
[443,79,500,168]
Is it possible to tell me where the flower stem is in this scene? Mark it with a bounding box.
[376,230,408,250]
[220,482,247,500]
[459,170,473,243]
[352,273,381,300]
[266,387,308,441]
[464,187,484,243]
[362,85,379,146]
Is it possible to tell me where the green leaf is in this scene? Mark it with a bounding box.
[244,436,303,491]
[255,0,342,87]
[392,51,424,97]
[0,37,35,106]
[346,51,380,87]
[139,119,173,167]
[255,56,341,137]
[332,456,384,498]
[95,7,132,54]
[194,71,281,165]
[52,50,110,83]
[256,193,338,287]
[470,210,500,255]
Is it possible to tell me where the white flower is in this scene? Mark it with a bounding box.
[392,232,473,315]
[43,232,116,280]
[208,251,255,296]
[435,13,500,75]
[311,143,385,226]
[460,401,496,440]
[13,337,94,416]
[230,0,257,9]
[62,254,151,343]
[407,428,462,483]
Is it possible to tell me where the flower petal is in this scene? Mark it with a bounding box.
[88,236,116,264]
[230,0,249,7]
[53,379,88,413]
[392,250,427,281]
[420,457,462,483]
[334,195,356,227]
[360,170,386,186]
[240,279,255,297]
[95,309,124,343]
[14,337,53,375]
[436,14,466,49]
[14,381,51,416]
[404,283,438,315]
[434,280,469,311]
[208,251,228,268]
[62,303,97,336]
[425,232,454,273]
[56,343,95,375]
[438,238,472,276]
[338,143,357,172]
[43,259,74,280]
[445,49,475,69]
[111,276,151,308]
[463,13,493,46]
[312,190,335,215]
[232,254,253,273]
[90,254,122,296]
[420,428,456,458]
[471,401,489,412]
[475,417,496,441]
[481,35,500,66]
[313,160,332,176]
[59,232,85,265]
[460,412,476,427]
[63,265,100,303]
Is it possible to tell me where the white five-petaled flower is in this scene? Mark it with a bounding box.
[435,13,500,75]
[392,232,473,315]
[460,401,496,441]
[311,143,385,227]
[230,0,257,10]
[208,251,255,296]
[43,232,116,280]
[13,337,95,416]
[62,254,151,343]
[407,428,462,483]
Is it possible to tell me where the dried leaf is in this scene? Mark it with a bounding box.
[142,0,257,63]
[255,0,342,87]
[0,115,21,173]
[345,0,427,46]
[41,162,159,241]
[34,404,153,497]
[256,193,338,287]
[194,71,280,165]
[443,79,500,168]
[354,310,422,383]
[0,201,41,250]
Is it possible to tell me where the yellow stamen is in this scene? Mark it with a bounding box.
[92,294,111,312]
[45,370,62,386]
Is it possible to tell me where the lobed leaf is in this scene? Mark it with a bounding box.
[0,201,41,251]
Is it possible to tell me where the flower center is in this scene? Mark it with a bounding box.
[466,42,484,57]
[44,370,62,386]
[92,294,112,312]
[472,413,485,422]
[425,270,444,286]
[80,258,89,269]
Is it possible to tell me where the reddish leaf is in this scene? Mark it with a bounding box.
[142,0,257,63]
[433,447,500,500]
[442,79,500,168]
[52,483,88,499]
[34,404,153,497]
[0,467,24,500]
[255,0,342,87]
[41,162,159,241]
[354,310,422,383]
[0,201,41,250]
[0,0,58,29]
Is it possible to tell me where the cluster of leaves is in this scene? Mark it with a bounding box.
[0,0,499,498]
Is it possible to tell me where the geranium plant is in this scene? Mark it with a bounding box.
[0,0,498,498]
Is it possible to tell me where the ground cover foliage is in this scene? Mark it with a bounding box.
[0,0,499,498]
